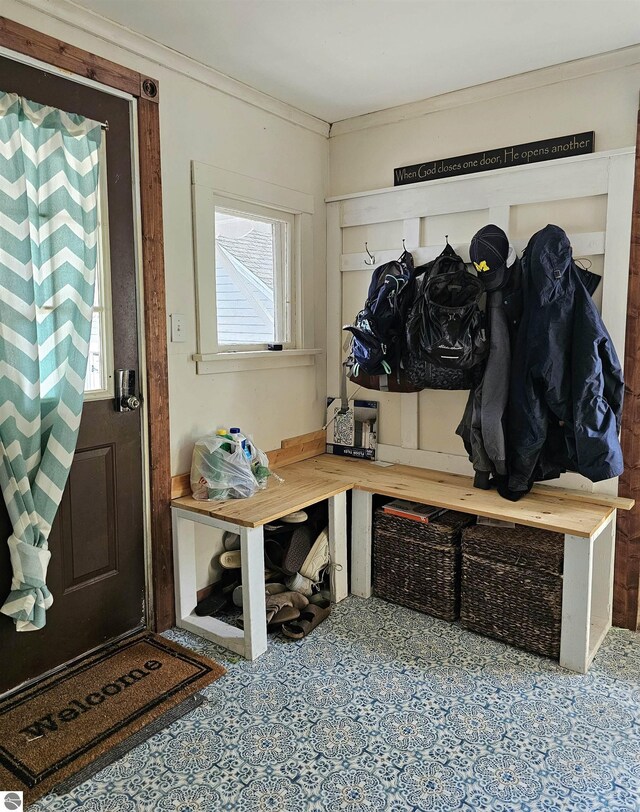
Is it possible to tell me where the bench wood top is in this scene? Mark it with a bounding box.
[172,470,352,528]
[171,453,633,537]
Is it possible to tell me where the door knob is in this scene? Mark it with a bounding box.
[114,369,141,412]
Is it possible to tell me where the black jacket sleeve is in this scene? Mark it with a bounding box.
[571,302,624,482]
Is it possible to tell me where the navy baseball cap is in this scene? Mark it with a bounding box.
[470,224,510,290]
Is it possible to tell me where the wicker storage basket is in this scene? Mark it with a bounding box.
[373,508,474,620]
[460,524,564,659]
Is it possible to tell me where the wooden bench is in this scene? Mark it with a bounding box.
[171,433,350,660]
[171,434,633,672]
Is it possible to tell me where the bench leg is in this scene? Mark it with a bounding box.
[560,512,615,674]
[351,489,373,598]
[240,525,267,661]
[328,490,348,602]
[172,511,197,625]
[589,510,616,661]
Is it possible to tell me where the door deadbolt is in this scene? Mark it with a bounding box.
[115,369,141,412]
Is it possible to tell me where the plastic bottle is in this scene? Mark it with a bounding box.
[215,428,234,453]
[229,427,252,459]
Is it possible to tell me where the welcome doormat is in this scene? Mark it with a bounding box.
[0,632,225,805]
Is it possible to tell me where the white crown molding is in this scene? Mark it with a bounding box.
[330,44,640,138]
[10,0,331,137]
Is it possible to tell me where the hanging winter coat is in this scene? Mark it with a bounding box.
[456,245,523,489]
[501,224,624,500]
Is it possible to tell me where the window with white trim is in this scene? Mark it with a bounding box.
[191,162,318,374]
[213,198,294,350]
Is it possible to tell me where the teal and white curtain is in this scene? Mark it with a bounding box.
[0,92,102,631]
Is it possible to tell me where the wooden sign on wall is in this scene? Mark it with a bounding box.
[394,131,594,186]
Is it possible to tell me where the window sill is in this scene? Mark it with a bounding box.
[193,349,323,374]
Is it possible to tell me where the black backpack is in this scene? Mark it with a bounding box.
[343,250,414,377]
[406,244,487,376]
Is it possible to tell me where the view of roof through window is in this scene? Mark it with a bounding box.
[215,210,278,345]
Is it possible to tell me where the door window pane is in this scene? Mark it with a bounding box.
[84,139,114,397]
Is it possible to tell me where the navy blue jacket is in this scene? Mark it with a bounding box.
[504,225,623,498]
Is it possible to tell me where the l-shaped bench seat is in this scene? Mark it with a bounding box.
[171,447,633,673]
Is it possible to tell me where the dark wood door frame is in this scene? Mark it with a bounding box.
[617,107,640,632]
[0,16,175,631]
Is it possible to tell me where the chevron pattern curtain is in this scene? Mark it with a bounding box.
[0,91,102,631]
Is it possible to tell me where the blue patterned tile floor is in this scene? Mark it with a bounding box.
[31,596,640,811]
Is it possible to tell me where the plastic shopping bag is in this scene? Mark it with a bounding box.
[190,434,274,501]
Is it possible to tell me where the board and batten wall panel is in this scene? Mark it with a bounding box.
[338,189,612,470]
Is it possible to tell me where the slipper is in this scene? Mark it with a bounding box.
[232,582,287,608]
[267,605,301,630]
[264,522,290,535]
[264,538,285,573]
[237,605,300,631]
[266,590,309,614]
[220,569,241,593]
[194,590,227,616]
[282,599,331,639]
[194,571,240,615]
[280,510,308,524]
[265,590,309,624]
[280,526,312,576]
[223,531,240,551]
[219,550,241,569]
[220,549,277,579]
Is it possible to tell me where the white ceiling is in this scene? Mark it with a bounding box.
[71,0,640,123]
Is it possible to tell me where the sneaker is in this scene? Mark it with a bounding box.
[299,528,330,582]
[286,572,315,597]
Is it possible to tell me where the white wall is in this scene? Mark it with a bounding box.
[2,0,329,589]
[329,59,640,196]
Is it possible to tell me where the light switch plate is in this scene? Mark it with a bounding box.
[171,313,186,343]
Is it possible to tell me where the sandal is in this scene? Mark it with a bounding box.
[282,599,331,639]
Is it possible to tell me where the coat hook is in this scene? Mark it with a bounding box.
[575,257,593,271]
[402,239,406,252]
[364,242,376,266]
[445,234,450,245]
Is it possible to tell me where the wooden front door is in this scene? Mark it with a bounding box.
[0,55,146,694]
